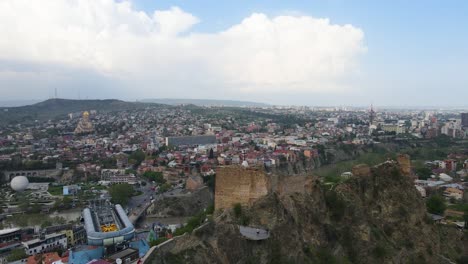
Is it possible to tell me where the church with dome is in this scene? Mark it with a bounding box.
[74,111,95,134]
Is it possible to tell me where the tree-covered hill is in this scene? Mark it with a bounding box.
[0,98,167,125]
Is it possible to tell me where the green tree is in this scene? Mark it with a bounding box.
[129,150,145,166]
[52,216,67,225]
[41,220,53,228]
[18,199,30,212]
[233,203,242,218]
[434,135,453,148]
[62,196,73,209]
[325,190,346,221]
[149,237,168,247]
[158,183,171,193]
[415,167,432,180]
[7,248,27,262]
[458,255,468,264]
[125,169,137,175]
[30,203,41,214]
[158,144,168,152]
[142,171,165,184]
[203,174,215,192]
[208,148,214,159]
[109,183,134,205]
[426,195,446,215]
[101,158,117,169]
[464,209,468,229]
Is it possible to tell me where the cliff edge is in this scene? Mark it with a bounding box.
[145,162,464,264]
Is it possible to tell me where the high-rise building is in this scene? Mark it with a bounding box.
[462,113,468,127]
[369,104,376,125]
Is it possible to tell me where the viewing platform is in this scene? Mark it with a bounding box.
[238,226,270,240]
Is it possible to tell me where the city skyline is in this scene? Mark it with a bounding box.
[0,0,467,106]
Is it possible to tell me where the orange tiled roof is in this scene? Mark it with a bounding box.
[26,252,62,264]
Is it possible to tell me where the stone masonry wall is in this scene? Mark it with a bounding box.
[397,154,412,176]
[215,166,268,210]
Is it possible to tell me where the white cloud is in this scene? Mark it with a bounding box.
[0,0,366,98]
[152,6,199,36]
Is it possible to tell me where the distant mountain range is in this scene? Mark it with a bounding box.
[141,98,269,107]
[0,98,164,125]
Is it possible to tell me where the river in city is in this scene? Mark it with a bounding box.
[51,208,82,222]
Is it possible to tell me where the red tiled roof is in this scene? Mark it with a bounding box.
[27,252,61,264]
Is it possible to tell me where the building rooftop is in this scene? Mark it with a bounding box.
[26,252,61,264]
[0,227,20,236]
[107,248,138,260]
[69,245,105,264]
[23,232,64,246]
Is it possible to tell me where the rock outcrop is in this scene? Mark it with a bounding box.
[147,187,213,218]
[145,162,465,264]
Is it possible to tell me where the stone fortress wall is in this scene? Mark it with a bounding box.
[397,154,412,176]
[214,154,414,211]
[214,166,269,210]
[214,165,315,210]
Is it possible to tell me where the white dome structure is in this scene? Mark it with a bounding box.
[10,176,29,192]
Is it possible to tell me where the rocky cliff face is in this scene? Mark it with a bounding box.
[147,187,213,217]
[146,162,464,264]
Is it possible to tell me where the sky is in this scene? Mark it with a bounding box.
[0,0,467,107]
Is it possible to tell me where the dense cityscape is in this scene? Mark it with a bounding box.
[0,99,466,263]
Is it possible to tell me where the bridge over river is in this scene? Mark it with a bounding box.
[129,201,152,225]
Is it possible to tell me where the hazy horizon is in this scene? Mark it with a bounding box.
[1,97,468,110]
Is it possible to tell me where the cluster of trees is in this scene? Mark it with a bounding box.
[109,183,135,205]
[0,156,56,171]
[203,174,215,191]
[142,171,165,184]
[426,195,446,215]
[27,177,55,183]
[54,196,73,210]
[158,183,172,193]
[414,166,432,180]
[149,237,169,247]
[101,158,117,169]
[325,190,346,221]
[433,134,454,148]
[129,150,145,166]
[233,203,250,225]
[7,248,27,262]
[173,205,214,236]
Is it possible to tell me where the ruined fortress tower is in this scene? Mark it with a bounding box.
[214,166,268,210]
[397,154,412,176]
